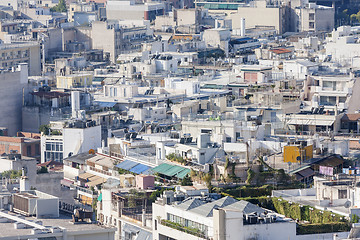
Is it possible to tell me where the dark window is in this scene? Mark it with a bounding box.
[27,146,31,156]
[339,189,347,199]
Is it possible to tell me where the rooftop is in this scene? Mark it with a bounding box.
[0,211,115,239]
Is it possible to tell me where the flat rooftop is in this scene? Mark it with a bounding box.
[0,212,114,238]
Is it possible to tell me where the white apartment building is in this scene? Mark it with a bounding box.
[153,194,297,240]
[325,26,360,65]
[303,75,354,112]
[41,120,101,163]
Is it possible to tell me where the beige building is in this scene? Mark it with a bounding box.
[230,1,288,34]
[295,3,334,32]
[56,73,93,89]
[0,42,41,76]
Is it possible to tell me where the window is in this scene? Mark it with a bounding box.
[309,22,315,29]
[35,144,40,155]
[309,13,315,20]
[339,189,347,199]
[27,146,32,156]
[46,143,51,151]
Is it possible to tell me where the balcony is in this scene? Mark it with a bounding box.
[160,219,208,239]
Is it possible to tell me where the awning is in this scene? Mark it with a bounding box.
[96,101,117,108]
[97,193,102,202]
[130,164,151,174]
[78,172,95,180]
[176,169,191,179]
[152,163,190,179]
[86,176,106,187]
[60,179,73,187]
[287,119,335,126]
[116,160,139,170]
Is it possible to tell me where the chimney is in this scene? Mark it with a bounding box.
[20,177,30,192]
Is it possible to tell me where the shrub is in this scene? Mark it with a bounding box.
[297,222,351,235]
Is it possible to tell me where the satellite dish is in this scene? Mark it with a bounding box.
[344,201,351,208]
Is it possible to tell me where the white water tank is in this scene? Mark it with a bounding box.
[71,91,80,119]
[240,18,246,37]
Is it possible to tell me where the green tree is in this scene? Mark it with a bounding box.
[39,124,50,135]
[51,0,67,12]
[246,168,255,185]
[180,175,193,186]
[1,170,22,179]
[37,166,48,174]
[202,173,212,190]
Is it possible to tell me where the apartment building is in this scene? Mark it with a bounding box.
[0,42,41,76]
[41,120,101,163]
[0,64,28,136]
[0,132,40,159]
[56,73,93,89]
[92,20,152,62]
[303,75,354,112]
[153,194,297,240]
[106,0,165,21]
[294,2,334,32]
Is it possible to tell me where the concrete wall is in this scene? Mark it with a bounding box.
[63,125,101,158]
[231,6,284,34]
[91,21,117,62]
[36,197,59,218]
[0,69,25,136]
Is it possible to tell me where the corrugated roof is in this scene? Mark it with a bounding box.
[166,165,187,176]
[152,163,174,175]
[96,101,117,108]
[190,196,237,217]
[116,160,139,170]
[130,164,151,174]
[223,200,265,214]
[152,163,190,179]
[176,198,205,211]
[86,176,105,187]
[78,172,95,180]
[176,169,190,179]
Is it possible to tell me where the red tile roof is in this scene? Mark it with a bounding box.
[270,48,292,54]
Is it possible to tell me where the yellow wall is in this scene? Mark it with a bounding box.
[284,145,313,163]
[57,74,93,88]
[80,194,93,205]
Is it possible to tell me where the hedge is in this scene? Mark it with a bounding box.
[297,222,351,235]
[160,219,206,238]
[272,198,344,224]
[219,185,273,198]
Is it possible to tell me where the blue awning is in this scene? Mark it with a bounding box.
[96,101,117,108]
[116,160,139,170]
[130,164,151,174]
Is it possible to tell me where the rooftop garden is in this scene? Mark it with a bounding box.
[160,219,208,239]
